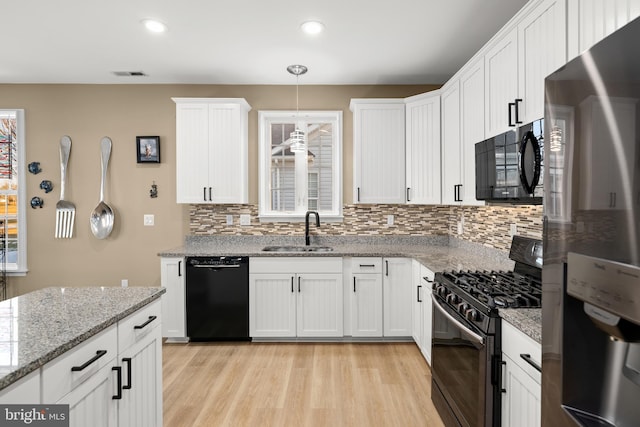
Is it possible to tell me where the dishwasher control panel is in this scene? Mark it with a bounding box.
[187,256,248,267]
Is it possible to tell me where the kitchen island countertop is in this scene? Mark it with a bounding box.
[0,286,165,391]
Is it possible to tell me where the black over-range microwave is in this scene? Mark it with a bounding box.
[475,118,544,204]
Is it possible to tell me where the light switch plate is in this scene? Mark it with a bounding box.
[226,215,233,225]
[509,223,517,236]
[239,214,250,226]
[144,214,154,226]
[387,215,394,225]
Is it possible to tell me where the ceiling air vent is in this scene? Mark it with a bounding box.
[112,71,147,77]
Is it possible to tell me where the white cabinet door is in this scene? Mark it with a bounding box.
[174,98,250,204]
[485,26,519,138]
[297,274,343,337]
[57,362,118,427]
[249,273,297,337]
[518,0,567,124]
[420,265,434,365]
[412,261,423,348]
[440,80,463,205]
[405,92,441,204]
[501,353,541,427]
[351,273,383,337]
[578,96,637,210]
[459,58,486,206]
[160,257,186,340]
[567,0,640,61]
[175,102,210,203]
[351,99,406,204]
[0,370,40,403]
[117,300,163,427]
[383,258,413,337]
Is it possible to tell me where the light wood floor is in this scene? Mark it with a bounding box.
[163,342,444,427]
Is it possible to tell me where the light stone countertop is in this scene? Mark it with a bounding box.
[0,286,165,391]
[500,309,542,344]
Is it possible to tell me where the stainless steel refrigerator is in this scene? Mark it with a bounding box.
[543,17,640,427]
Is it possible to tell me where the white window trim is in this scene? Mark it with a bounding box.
[258,110,343,222]
[1,109,27,275]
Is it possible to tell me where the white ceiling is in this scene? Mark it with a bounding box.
[3,0,528,85]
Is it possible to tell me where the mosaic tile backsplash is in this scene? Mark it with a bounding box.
[190,204,543,252]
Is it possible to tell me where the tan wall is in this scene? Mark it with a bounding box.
[0,84,436,296]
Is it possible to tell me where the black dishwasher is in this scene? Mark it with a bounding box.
[185,256,250,341]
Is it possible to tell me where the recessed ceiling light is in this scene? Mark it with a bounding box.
[300,20,324,35]
[141,19,168,33]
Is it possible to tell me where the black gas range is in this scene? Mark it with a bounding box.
[430,236,542,427]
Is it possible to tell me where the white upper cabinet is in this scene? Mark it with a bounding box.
[484,0,566,137]
[350,99,406,204]
[405,91,441,204]
[173,98,250,204]
[440,80,463,205]
[567,0,640,61]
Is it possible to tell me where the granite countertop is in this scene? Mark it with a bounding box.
[500,309,541,344]
[0,286,165,391]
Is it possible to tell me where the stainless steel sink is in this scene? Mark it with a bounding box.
[261,245,334,253]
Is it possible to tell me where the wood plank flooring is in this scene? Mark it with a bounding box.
[163,342,444,427]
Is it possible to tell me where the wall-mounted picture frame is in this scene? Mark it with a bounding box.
[136,136,160,163]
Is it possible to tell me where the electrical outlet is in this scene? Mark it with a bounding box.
[457,221,463,235]
[143,214,154,226]
[387,215,394,225]
[226,215,233,225]
[121,279,128,288]
[509,223,517,236]
[239,214,250,226]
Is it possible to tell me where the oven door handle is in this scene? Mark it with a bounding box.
[433,299,485,345]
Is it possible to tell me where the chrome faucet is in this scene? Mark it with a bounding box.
[305,211,320,246]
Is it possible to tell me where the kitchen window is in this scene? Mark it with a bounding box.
[0,110,26,274]
[258,111,342,221]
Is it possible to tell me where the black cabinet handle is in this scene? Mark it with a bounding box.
[500,360,507,393]
[178,260,182,277]
[514,98,523,124]
[508,102,515,127]
[298,276,301,293]
[209,187,212,201]
[122,357,132,390]
[406,187,411,202]
[520,353,542,372]
[359,264,375,268]
[385,260,389,276]
[112,366,123,400]
[357,187,360,202]
[455,184,463,202]
[291,276,294,293]
[417,285,422,302]
[353,277,356,293]
[134,315,157,330]
[203,187,207,202]
[71,350,107,372]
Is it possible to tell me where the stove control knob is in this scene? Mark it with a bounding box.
[435,285,448,298]
[446,293,459,305]
[465,308,480,322]
[457,302,470,315]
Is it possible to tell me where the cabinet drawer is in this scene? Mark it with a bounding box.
[118,299,161,352]
[42,324,118,403]
[502,320,541,383]
[351,257,382,274]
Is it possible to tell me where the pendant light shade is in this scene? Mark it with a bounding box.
[287,64,308,153]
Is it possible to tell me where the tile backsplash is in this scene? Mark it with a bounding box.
[190,203,543,252]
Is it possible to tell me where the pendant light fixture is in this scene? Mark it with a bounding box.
[287,64,308,153]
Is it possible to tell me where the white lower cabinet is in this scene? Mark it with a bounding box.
[383,257,413,337]
[349,257,383,337]
[413,261,434,364]
[35,300,162,427]
[501,320,541,427]
[160,257,186,340]
[250,257,343,338]
[0,370,40,403]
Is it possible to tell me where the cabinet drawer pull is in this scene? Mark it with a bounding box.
[417,285,422,302]
[358,264,376,268]
[123,357,132,390]
[353,277,356,293]
[178,260,182,277]
[291,276,294,293]
[519,353,542,372]
[298,276,301,293]
[71,350,107,372]
[385,260,389,276]
[112,366,123,400]
[134,315,157,330]
[406,187,411,202]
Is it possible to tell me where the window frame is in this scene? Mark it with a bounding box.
[0,110,27,275]
[258,110,343,222]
